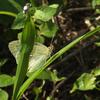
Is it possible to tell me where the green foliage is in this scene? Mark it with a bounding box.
[92,0,100,13]
[12,13,36,99]
[11,12,26,29]
[0,1,100,99]
[91,67,100,76]
[8,0,22,12]
[34,35,45,43]
[49,70,65,83]
[37,70,65,82]
[12,4,58,38]
[0,0,24,25]
[70,67,100,93]
[32,80,45,99]
[0,74,14,87]
[95,42,100,47]
[0,74,14,100]
[0,89,8,100]
[8,3,59,98]
[39,21,58,38]
[0,58,7,68]
[34,4,58,22]
[70,73,96,93]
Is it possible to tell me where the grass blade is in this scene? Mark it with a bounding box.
[17,27,100,99]
[8,0,22,12]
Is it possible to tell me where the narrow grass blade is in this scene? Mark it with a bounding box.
[8,0,22,12]
[17,27,100,99]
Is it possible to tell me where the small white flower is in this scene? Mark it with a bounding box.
[23,3,31,14]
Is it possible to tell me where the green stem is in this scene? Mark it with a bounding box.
[0,11,16,17]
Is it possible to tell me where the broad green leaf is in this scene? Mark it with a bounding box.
[70,73,96,93]
[39,21,58,38]
[34,4,58,22]
[12,12,26,29]
[91,67,100,76]
[8,40,52,76]
[0,74,14,87]
[0,89,8,100]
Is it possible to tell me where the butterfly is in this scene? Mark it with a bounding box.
[8,40,53,76]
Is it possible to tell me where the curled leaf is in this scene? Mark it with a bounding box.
[70,73,96,93]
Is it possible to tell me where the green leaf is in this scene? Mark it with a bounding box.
[0,58,7,68]
[39,21,58,38]
[0,74,14,87]
[0,89,8,100]
[91,67,100,76]
[49,4,59,8]
[12,15,36,100]
[92,0,100,14]
[37,70,65,82]
[33,81,45,95]
[35,35,45,43]
[12,12,26,29]
[92,0,100,8]
[50,70,65,83]
[36,70,51,80]
[95,42,100,47]
[34,4,58,22]
[70,73,96,93]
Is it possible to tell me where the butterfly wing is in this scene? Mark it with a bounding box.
[8,40,52,76]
